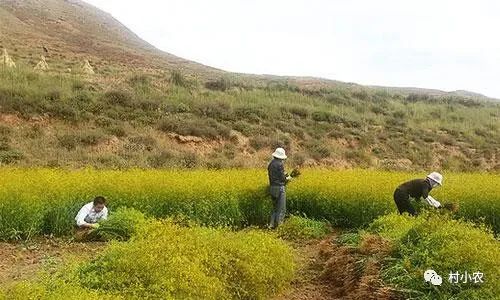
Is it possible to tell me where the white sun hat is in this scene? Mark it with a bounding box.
[272,148,287,159]
[427,172,443,186]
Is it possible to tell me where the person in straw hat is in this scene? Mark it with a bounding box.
[393,172,444,216]
[267,147,292,229]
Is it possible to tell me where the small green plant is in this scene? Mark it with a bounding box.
[335,232,361,247]
[57,131,106,150]
[157,116,231,139]
[92,207,148,241]
[249,135,273,150]
[205,77,232,91]
[276,215,330,242]
[0,149,23,164]
[169,70,192,88]
[103,90,133,107]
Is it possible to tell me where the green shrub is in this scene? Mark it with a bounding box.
[169,70,192,88]
[95,116,114,127]
[0,125,11,137]
[306,141,331,160]
[289,151,306,167]
[25,124,44,139]
[128,74,151,88]
[0,149,23,164]
[311,110,333,122]
[249,135,273,150]
[48,102,80,122]
[233,120,253,136]
[147,151,175,168]
[194,101,233,120]
[72,80,86,91]
[335,232,361,247]
[205,77,232,91]
[234,106,269,122]
[175,102,190,113]
[93,207,148,241]
[286,106,310,118]
[58,131,106,150]
[367,214,500,299]
[79,131,106,146]
[127,135,157,151]
[345,149,373,166]
[2,221,295,299]
[157,117,231,139]
[367,213,425,241]
[105,125,127,137]
[57,134,78,150]
[277,215,330,242]
[178,152,198,168]
[79,221,295,299]
[103,90,133,107]
[0,136,10,151]
[43,89,63,101]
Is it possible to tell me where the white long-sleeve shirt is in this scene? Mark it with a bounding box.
[425,196,441,208]
[75,202,108,227]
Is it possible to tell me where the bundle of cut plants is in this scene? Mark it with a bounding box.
[289,168,301,178]
[442,202,459,213]
[91,207,148,241]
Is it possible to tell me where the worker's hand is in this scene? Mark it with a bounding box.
[286,175,292,181]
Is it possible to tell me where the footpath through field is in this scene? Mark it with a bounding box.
[275,231,400,300]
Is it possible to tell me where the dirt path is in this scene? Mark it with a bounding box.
[0,239,105,287]
[274,236,336,299]
[276,233,400,300]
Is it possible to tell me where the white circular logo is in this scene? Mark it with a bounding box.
[424,269,442,286]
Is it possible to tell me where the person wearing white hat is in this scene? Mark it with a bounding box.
[267,148,292,228]
[393,172,443,216]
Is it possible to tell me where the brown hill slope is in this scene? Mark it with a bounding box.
[0,0,496,100]
[0,0,221,74]
[0,0,498,171]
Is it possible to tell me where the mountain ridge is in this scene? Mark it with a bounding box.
[0,0,496,101]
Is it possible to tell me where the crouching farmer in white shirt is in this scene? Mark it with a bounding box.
[75,196,108,229]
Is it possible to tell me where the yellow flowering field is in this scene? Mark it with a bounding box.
[0,168,498,240]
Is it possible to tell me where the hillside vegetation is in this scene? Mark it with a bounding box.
[1,0,498,170]
[0,67,499,170]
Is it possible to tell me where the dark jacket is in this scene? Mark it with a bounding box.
[268,158,286,186]
[396,179,433,200]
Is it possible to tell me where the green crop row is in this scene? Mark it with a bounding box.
[365,213,500,299]
[0,168,498,240]
[1,212,295,299]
